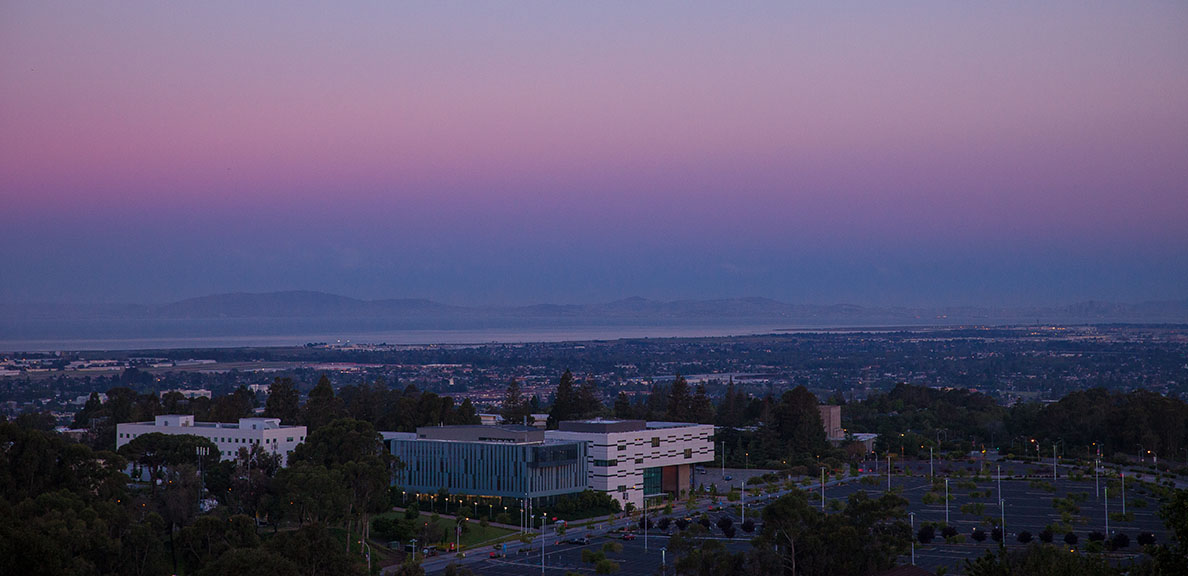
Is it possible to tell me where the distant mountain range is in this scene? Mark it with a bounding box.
[3,291,1187,325]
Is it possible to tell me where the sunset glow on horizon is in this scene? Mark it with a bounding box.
[3,2,1186,306]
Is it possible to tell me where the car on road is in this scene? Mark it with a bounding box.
[567,537,591,545]
[488,551,503,558]
[621,533,636,541]
[724,475,733,481]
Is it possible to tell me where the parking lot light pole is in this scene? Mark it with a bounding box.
[944,478,949,525]
[541,513,546,576]
[996,465,1001,503]
[1000,499,1006,548]
[1105,486,1109,535]
[820,467,826,510]
[929,447,933,481]
[909,512,915,565]
[661,547,667,576]
[1121,472,1126,515]
[1095,459,1100,499]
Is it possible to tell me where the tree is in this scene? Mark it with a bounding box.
[302,375,343,431]
[1039,528,1054,543]
[965,545,1120,576]
[575,377,603,419]
[1017,530,1033,544]
[1111,532,1129,549]
[613,392,633,419]
[753,490,910,576]
[289,418,392,548]
[972,528,987,542]
[918,524,936,544]
[501,379,532,425]
[548,370,578,427]
[265,377,301,424]
[666,374,692,421]
[1064,532,1078,546]
[690,384,716,424]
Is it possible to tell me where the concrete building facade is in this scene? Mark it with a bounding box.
[546,419,715,509]
[116,415,307,466]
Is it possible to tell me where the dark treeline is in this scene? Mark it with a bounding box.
[0,416,389,575]
[844,384,1188,464]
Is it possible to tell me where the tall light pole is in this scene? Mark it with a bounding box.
[886,454,891,491]
[909,512,915,565]
[996,465,1001,503]
[944,478,950,525]
[1095,459,1100,499]
[1000,499,1006,548]
[1105,486,1109,536]
[929,446,933,481]
[1121,471,1126,515]
[1053,444,1058,479]
[820,467,826,510]
[541,513,546,576]
[661,547,667,576]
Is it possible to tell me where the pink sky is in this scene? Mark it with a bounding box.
[2,2,1186,305]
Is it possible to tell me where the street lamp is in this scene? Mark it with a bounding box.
[541,513,547,576]
[661,547,667,576]
[1000,499,1006,548]
[944,478,949,525]
[820,467,826,510]
[909,512,915,565]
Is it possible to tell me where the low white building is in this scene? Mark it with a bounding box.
[116,415,307,466]
[546,419,715,509]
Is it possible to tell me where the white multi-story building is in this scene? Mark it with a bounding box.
[546,419,714,509]
[116,415,307,466]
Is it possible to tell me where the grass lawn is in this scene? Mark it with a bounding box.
[372,512,515,550]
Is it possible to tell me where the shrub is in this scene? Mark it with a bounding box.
[1136,532,1156,546]
[1064,532,1078,546]
[594,559,620,574]
[1110,533,1129,549]
[741,519,755,533]
[941,525,957,539]
[971,528,987,542]
[917,525,936,544]
[1016,530,1032,544]
[1087,531,1105,542]
[1038,528,1053,543]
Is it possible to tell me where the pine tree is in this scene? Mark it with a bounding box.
[302,374,343,431]
[666,374,692,421]
[548,369,577,427]
[265,377,300,424]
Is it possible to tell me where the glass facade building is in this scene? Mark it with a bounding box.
[385,425,588,500]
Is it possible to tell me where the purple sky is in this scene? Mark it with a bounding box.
[2,2,1186,306]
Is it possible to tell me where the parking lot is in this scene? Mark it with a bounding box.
[423,460,1176,575]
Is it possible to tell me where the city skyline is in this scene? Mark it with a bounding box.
[3,2,1186,308]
